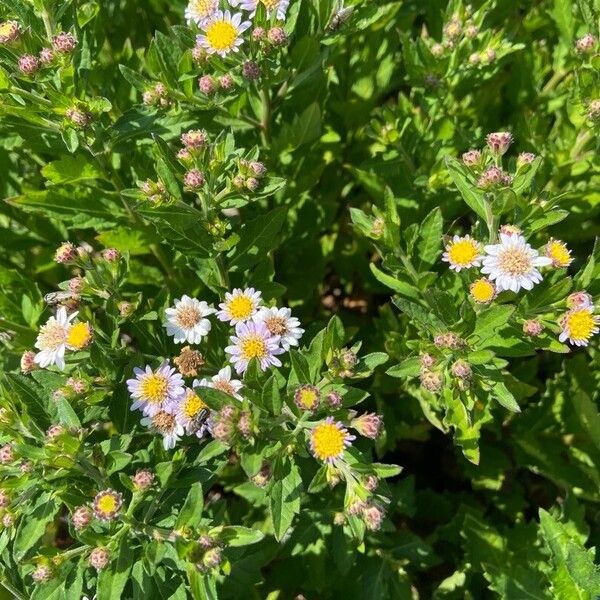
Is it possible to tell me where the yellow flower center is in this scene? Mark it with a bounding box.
[214,380,236,396]
[183,391,207,418]
[97,494,118,514]
[38,321,68,351]
[265,316,287,336]
[448,240,479,266]
[140,374,168,404]
[191,0,216,16]
[498,248,532,276]
[67,322,92,349]
[297,388,318,409]
[206,19,237,52]
[240,335,267,360]
[260,0,280,9]
[227,296,254,320]
[152,410,176,433]
[547,241,571,267]
[0,22,14,37]
[470,278,495,303]
[176,305,202,329]
[565,309,596,341]
[312,423,346,461]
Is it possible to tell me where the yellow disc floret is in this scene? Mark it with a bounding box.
[470,278,496,304]
[183,391,207,418]
[311,420,347,463]
[563,309,598,344]
[228,296,254,320]
[206,20,237,52]
[67,322,93,349]
[545,239,572,268]
[140,374,168,404]
[240,335,267,360]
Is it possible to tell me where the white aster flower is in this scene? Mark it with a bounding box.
[230,0,290,20]
[217,287,262,324]
[164,295,216,344]
[196,10,251,57]
[481,233,552,293]
[253,306,304,351]
[174,388,211,437]
[141,410,184,450]
[127,362,185,417]
[225,320,283,374]
[194,366,244,400]
[185,0,219,26]
[34,306,77,370]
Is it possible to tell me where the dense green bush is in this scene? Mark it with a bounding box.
[0,0,599,598]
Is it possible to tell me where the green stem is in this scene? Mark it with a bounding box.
[40,3,54,39]
[260,87,271,144]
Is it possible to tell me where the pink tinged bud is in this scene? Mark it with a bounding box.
[181,130,206,149]
[267,27,288,46]
[486,131,513,155]
[55,241,76,263]
[118,301,134,317]
[237,411,252,438]
[0,444,14,464]
[326,391,342,409]
[20,350,38,374]
[523,319,543,337]
[143,90,157,105]
[451,360,471,380]
[362,503,385,531]
[0,490,10,508]
[517,152,536,168]
[192,44,208,63]
[469,52,481,65]
[588,99,600,120]
[18,54,40,75]
[203,547,222,569]
[245,177,259,191]
[72,505,92,530]
[66,377,87,394]
[132,469,154,490]
[32,564,53,583]
[233,175,245,188]
[364,475,379,492]
[566,291,594,309]
[351,412,382,439]
[465,24,478,38]
[219,74,234,90]
[39,48,55,64]
[89,547,110,571]
[20,461,33,473]
[420,353,435,369]
[102,247,120,262]
[242,61,260,81]
[198,534,214,548]
[499,224,521,236]
[420,370,443,393]
[478,166,508,189]
[484,48,496,62]
[461,149,481,167]
[0,21,20,44]
[252,27,265,41]
[154,83,167,97]
[198,75,216,95]
[431,43,444,57]
[443,19,462,39]
[177,148,192,162]
[249,161,266,177]
[333,512,346,526]
[576,33,596,53]
[46,424,65,440]
[184,169,205,190]
[52,32,77,53]
[66,108,91,128]
[2,513,13,528]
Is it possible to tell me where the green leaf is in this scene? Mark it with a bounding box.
[13,492,58,560]
[97,538,134,600]
[176,482,204,529]
[417,207,443,267]
[5,373,50,431]
[41,155,103,184]
[445,156,488,221]
[217,526,264,547]
[491,381,521,413]
[470,305,515,341]
[386,357,421,378]
[270,458,302,541]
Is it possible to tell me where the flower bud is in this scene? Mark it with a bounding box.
[242,61,260,81]
[66,107,92,128]
[219,74,234,91]
[326,391,342,409]
[362,502,385,531]
[184,169,205,190]
[351,412,382,439]
[245,177,259,191]
[89,547,110,571]
[451,360,471,380]
[102,247,120,262]
[249,161,266,177]
[431,43,444,57]
[420,353,435,369]
[39,47,55,64]
[0,444,14,464]
[468,52,481,65]
[576,33,596,54]
[364,475,379,492]
[72,505,92,530]
[132,469,154,491]
[462,149,482,167]
[251,463,272,488]
[443,19,462,40]
[20,350,38,374]
[499,224,521,236]
[192,44,208,64]
[483,48,496,63]
[420,370,443,393]
[486,131,513,156]
[0,20,20,44]
[2,513,14,528]
[566,291,594,310]
[55,242,76,264]
[0,490,9,508]
[465,24,478,38]
[198,75,216,95]
[173,346,204,377]
[478,166,509,188]
[252,27,265,41]
[267,27,288,46]
[52,32,77,53]
[588,99,600,121]
[517,152,536,168]
[203,546,223,569]
[46,424,65,440]
[18,54,40,75]
[523,319,543,337]
[181,129,206,150]
[237,411,252,438]
[32,564,53,584]
[333,512,346,526]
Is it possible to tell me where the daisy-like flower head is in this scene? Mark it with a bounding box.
[67,321,93,350]
[141,410,185,450]
[194,366,243,400]
[294,384,320,411]
[481,233,552,293]
[310,417,355,464]
[253,306,304,351]
[442,235,482,271]
[185,0,219,26]
[566,291,594,310]
[217,287,262,324]
[127,362,185,417]
[93,489,123,521]
[225,320,283,374]
[34,307,77,370]
[559,307,599,347]
[0,20,20,44]
[164,295,216,344]
[544,239,573,268]
[231,0,290,20]
[469,278,496,304]
[197,10,251,57]
[175,388,210,437]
